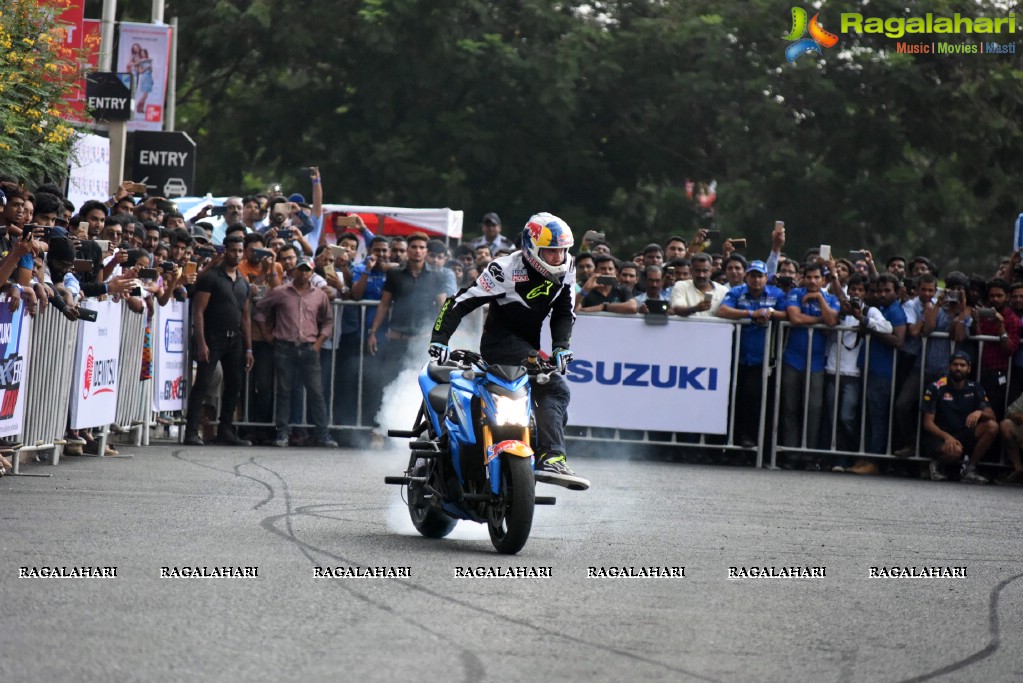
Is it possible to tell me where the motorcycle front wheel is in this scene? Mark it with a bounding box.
[487,456,535,554]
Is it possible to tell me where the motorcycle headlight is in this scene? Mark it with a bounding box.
[492,395,529,427]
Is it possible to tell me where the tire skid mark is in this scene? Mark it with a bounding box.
[897,572,1023,682]
[170,450,275,510]
[246,458,487,683]
[247,458,720,682]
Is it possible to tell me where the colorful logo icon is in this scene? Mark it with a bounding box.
[784,7,839,62]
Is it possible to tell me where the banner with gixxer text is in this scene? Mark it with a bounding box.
[558,315,735,434]
[152,299,188,412]
[70,299,123,429]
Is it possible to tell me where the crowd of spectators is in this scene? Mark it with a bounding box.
[2,166,1022,487]
[563,221,1023,484]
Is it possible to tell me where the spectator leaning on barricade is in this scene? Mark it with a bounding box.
[921,351,997,483]
[576,254,637,313]
[671,252,727,318]
[862,273,907,455]
[183,235,253,447]
[972,278,1020,421]
[618,261,639,297]
[779,260,840,465]
[341,235,391,432]
[826,275,892,473]
[256,256,337,449]
[635,265,668,313]
[716,260,788,448]
[892,274,968,457]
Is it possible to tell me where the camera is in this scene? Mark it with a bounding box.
[278,228,294,240]
[160,261,177,272]
[945,290,961,304]
[848,297,862,309]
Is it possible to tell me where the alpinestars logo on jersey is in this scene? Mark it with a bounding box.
[526,281,554,300]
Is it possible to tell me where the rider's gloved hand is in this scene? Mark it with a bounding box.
[552,348,574,374]
[428,342,450,364]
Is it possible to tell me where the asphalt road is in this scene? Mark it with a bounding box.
[4,441,1023,682]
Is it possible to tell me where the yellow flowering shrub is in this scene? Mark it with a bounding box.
[0,0,91,182]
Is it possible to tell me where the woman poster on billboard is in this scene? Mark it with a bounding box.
[116,22,172,131]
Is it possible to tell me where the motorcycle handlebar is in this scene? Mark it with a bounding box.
[447,349,561,375]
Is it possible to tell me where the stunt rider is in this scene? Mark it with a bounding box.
[429,213,589,491]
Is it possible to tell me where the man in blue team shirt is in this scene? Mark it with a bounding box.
[780,261,839,460]
[717,260,788,447]
[863,273,907,454]
[337,236,391,431]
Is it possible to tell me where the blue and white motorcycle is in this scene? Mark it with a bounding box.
[385,350,557,554]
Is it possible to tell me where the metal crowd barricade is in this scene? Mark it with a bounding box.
[112,306,148,447]
[770,320,1012,471]
[14,306,79,474]
[235,300,381,434]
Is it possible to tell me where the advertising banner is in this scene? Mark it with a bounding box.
[0,300,32,437]
[152,300,187,412]
[559,316,735,434]
[70,299,123,429]
[116,22,173,131]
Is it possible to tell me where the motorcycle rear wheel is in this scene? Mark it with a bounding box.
[487,456,535,554]
[408,461,456,539]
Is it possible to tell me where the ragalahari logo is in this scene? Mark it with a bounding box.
[784,7,839,62]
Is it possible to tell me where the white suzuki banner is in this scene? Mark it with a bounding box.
[70,299,123,429]
[152,300,188,412]
[560,315,735,434]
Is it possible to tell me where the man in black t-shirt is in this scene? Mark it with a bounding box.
[184,235,254,446]
[575,254,637,313]
[921,351,997,483]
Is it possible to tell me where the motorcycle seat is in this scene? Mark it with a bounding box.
[427,362,458,384]
[428,384,449,415]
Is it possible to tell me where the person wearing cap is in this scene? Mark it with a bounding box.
[670,252,728,318]
[717,260,788,448]
[779,260,840,464]
[921,351,996,483]
[469,212,514,255]
[256,255,337,449]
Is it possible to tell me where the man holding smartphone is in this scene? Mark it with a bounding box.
[575,254,637,313]
[670,252,727,317]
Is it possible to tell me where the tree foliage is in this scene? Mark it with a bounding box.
[0,0,90,183]
[161,0,1023,273]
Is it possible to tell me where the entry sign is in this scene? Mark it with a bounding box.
[85,72,133,122]
[131,131,196,199]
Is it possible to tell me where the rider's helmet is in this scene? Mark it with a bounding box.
[521,212,574,279]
